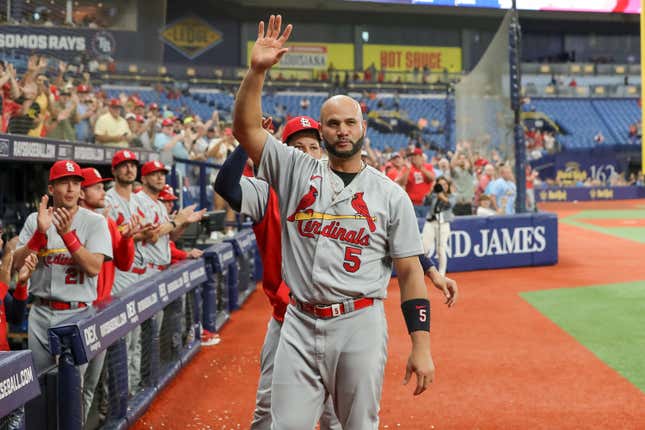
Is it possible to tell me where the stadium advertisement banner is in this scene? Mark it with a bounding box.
[362,44,461,72]
[0,26,117,60]
[440,213,558,272]
[49,259,207,364]
[348,0,640,14]
[246,42,354,70]
[535,186,645,202]
[0,351,40,417]
[529,148,639,185]
[0,133,157,165]
[160,15,223,60]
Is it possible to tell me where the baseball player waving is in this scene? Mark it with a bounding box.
[233,15,435,429]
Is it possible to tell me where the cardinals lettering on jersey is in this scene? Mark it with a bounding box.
[288,186,377,251]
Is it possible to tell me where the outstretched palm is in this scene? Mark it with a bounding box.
[36,195,53,234]
[251,15,293,72]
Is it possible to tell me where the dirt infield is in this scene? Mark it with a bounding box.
[134,202,645,429]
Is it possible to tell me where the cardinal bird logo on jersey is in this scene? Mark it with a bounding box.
[115,212,125,226]
[287,185,318,222]
[351,192,376,232]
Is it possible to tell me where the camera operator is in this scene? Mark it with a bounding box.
[421,176,455,276]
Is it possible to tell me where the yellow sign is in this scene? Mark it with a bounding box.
[540,189,568,202]
[363,44,461,72]
[556,162,587,186]
[246,42,354,70]
[590,188,614,200]
[161,16,222,59]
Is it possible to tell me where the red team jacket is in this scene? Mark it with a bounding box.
[0,281,27,351]
[252,188,290,323]
[96,216,135,303]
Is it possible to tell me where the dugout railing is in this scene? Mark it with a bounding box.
[0,231,257,430]
[0,351,41,430]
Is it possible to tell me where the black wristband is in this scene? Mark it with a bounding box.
[401,298,430,333]
[170,220,177,229]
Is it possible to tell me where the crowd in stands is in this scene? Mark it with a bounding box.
[1,55,642,215]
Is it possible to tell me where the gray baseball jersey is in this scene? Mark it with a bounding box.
[106,187,148,295]
[18,207,112,303]
[135,190,171,267]
[257,133,423,304]
[240,177,270,222]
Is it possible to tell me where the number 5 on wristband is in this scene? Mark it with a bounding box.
[401,298,431,333]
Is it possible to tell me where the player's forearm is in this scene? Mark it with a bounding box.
[70,249,104,277]
[396,258,433,353]
[398,265,428,302]
[233,68,267,165]
[169,223,187,242]
[410,330,431,351]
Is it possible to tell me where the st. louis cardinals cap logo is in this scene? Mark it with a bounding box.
[300,117,312,128]
[66,162,75,172]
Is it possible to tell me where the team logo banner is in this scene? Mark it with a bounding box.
[0,26,117,59]
[536,186,645,202]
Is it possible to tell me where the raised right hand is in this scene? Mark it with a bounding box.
[36,195,54,234]
[250,15,293,73]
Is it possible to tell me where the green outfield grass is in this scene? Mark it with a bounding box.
[521,281,645,393]
[561,209,645,243]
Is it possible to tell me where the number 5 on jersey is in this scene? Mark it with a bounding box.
[343,246,362,273]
